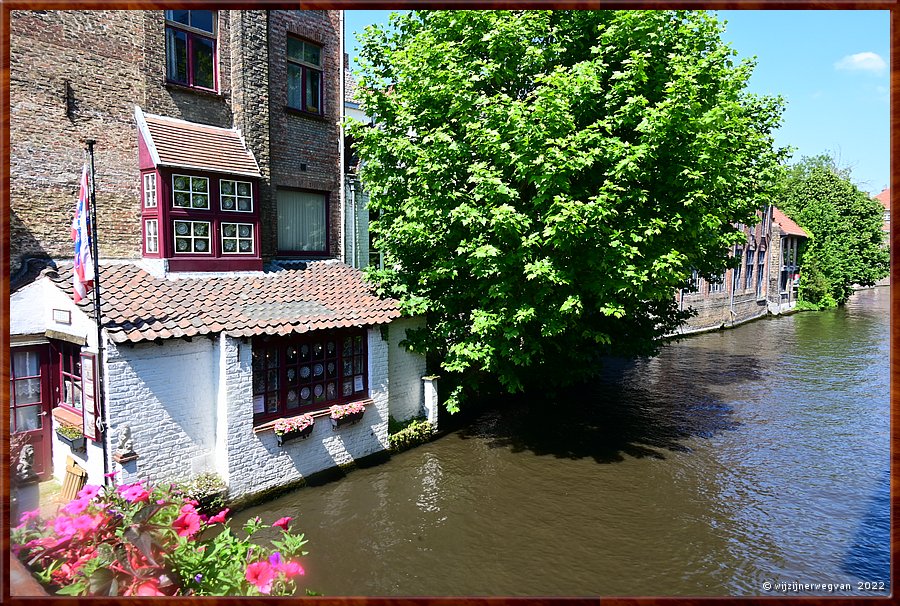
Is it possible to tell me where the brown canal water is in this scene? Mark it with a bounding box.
[234,287,890,596]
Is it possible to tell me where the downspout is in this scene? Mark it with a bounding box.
[338,10,346,264]
[729,243,737,325]
[350,180,358,268]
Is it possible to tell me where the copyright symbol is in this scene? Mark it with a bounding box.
[763,582,772,591]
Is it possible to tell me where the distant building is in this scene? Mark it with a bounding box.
[676,205,808,333]
[875,187,890,240]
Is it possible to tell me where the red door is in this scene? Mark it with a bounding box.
[10,345,52,480]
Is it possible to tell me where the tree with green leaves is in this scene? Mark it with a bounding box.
[350,10,787,411]
[778,155,889,308]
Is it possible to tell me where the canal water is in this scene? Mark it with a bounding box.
[235,287,890,596]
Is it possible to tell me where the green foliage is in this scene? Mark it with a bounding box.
[174,472,227,514]
[388,417,435,452]
[778,156,889,306]
[12,481,308,596]
[351,10,786,411]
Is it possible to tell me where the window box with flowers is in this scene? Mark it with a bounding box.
[273,414,315,446]
[56,422,85,452]
[330,402,365,430]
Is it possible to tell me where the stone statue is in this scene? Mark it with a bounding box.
[16,444,35,481]
[115,425,135,456]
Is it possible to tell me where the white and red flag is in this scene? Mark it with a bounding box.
[71,164,95,302]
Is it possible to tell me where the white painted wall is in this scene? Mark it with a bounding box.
[11,277,98,349]
[106,338,218,486]
[222,328,391,501]
[387,316,428,423]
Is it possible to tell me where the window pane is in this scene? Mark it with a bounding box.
[166,28,188,84]
[303,43,321,66]
[287,37,303,62]
[189,10,214,33]
[287,63,302,109]
[14,378,41,404]
[15,405,42,432]
[13,350,39,377]
[277,190,326,251]
[305,69,321,113]
[166,10,190,25]
[192,37,215,89]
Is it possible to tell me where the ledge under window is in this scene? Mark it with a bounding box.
[52,406,83,426]
[165,80,225,99]
[253,398,374,434]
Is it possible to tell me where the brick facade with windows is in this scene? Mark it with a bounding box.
[9,9,341,275]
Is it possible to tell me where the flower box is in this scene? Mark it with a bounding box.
[56,432,85,452]
[276,423,315,446]
[331,409,365,429]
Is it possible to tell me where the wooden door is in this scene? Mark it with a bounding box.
[10,345,52,480]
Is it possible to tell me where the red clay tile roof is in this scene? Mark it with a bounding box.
[142,111,261,177]
[773,207,808,238]
[875,188,890,211]
[47,261,400,343]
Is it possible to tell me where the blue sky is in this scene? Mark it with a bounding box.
[344,10,889,195]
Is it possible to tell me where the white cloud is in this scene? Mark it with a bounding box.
[834,52,887,73]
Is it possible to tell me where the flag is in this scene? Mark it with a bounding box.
[71,164,95,302]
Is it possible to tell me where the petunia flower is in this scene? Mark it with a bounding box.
[119,485,150,503]
[208,508,230,524]
[172,512,202,537]
[16,509,40,528]
[278,560,305,578]
[60,498,90,515]
[77,484,102,500]
[245,561,275,594]
[272,516,292,530]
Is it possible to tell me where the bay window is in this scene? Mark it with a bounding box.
[165,10,217,91]
[286,36,323,114]
[253,330,368,424]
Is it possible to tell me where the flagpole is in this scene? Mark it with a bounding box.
[85,140,110,483]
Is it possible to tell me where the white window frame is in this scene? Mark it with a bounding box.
[221,222,255,255]
[172,174,210,210]
[219,179,254,212]
[145,219,159,254]
[143,173,157,208]
[173,219,212,254]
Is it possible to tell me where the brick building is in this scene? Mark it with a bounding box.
[9,10,434,501]
[676,205,808,333]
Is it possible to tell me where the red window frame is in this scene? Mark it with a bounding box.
[165,10,218,92]
[252,329,368,425]
[286,35,324,116]
[54,341,83,415]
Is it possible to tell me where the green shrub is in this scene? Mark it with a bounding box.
[174,473,227,514]
[388,418,435,452]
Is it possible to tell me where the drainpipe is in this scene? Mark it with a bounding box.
[338,10,346,264]
[350,179,358,268]
[729,243,737,325]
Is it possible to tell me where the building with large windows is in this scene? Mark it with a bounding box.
[9,10,434,501]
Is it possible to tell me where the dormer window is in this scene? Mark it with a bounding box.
[165,10,217,91]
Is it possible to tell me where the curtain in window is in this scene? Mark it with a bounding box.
[277,190,326,251]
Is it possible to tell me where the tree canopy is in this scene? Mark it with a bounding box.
[778,155,889,307]
[350,10,787,411]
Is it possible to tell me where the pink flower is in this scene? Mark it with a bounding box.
[208,508,230,524]
[77,484,101,500]
[172,512,202,537]
[272,516,292,530]
[118,485,150,503]
[156,499,167,505]
[128,579,166,596]
[60,498,90,515]
[71,513,104,533]
[16,509,40,527]
[51,516,77,537]
[104,471,119,479]
[245,561,275,594]
[278,560,305,578]
[180,503,197,514]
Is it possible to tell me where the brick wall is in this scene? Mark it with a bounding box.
[107,338,219,486]
[10,10,146,270]
[223,328,390,501]
[387,317,427,423]
[10,9,344,273]
[267,10,342,259]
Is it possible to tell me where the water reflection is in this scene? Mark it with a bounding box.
[234,287,890,596]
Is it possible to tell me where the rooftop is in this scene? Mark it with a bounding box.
[46,260,400,343]
[772,207,808,238]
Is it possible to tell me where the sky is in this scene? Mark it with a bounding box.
[343,10,889,196]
